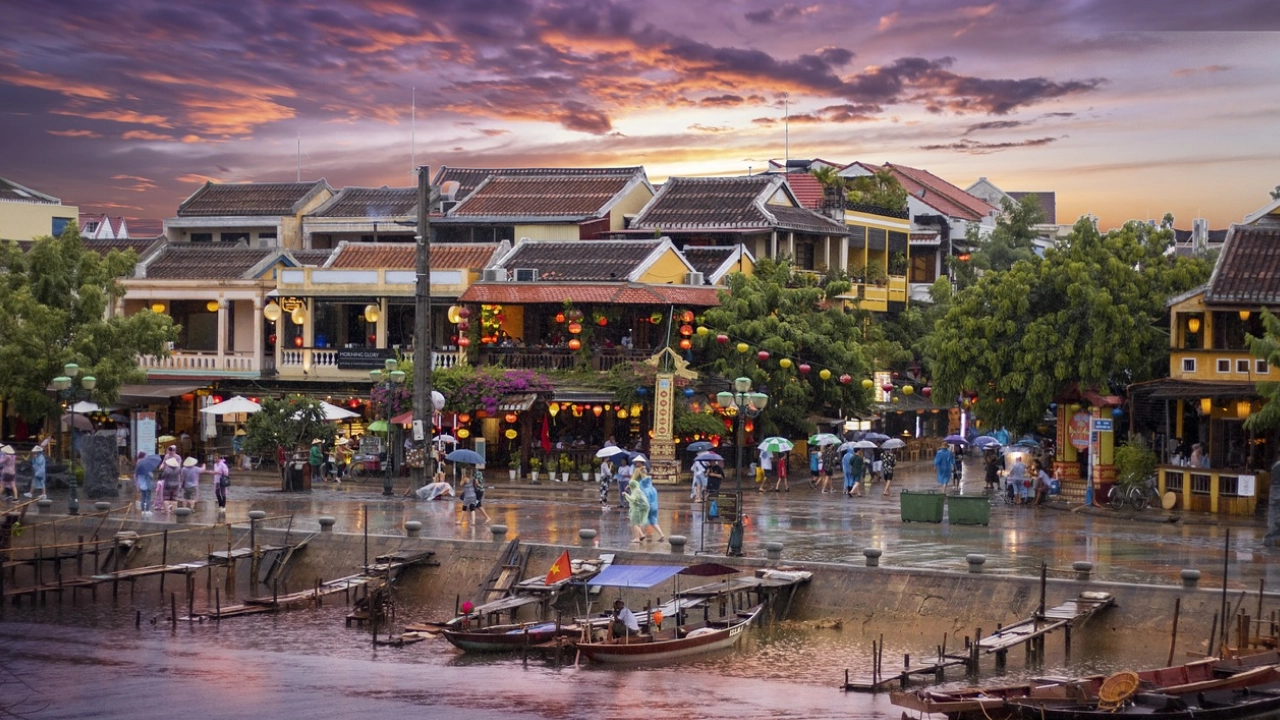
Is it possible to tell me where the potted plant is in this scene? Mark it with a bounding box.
[558,454,573,482]
[579,457,592,483]
[508,454,521,482]
[529,456,542,484]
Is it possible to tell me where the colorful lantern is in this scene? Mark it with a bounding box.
[680,324,693,336]
[902,385,914,395]
[555,311,565,323]
[457,428,471,439]
[568,338,582,350]
[504,412,518,424]
[597,316,607,327]
[457,307,471,319]
[757,350,769,361]
[696,326,709,336]
[682,310,694,323]
[839,374,851,384]
[798,363,811,374]
[458,336,471,347]
[882,383,894,393]
[861,378,873,389]
[736,342,749,354]
[568,322,582,335]
[922,386,932,398]
[651,312,663,324]
[592,405,603,417]
[818,368,832,381]
[779,358,792,369]
[548,403,560,417]
[716,334,729,345]
[504,429,518,440]
[679,338,692,350]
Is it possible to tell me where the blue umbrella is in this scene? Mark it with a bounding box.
[973,435,1001,449]
[944,434,968,445]
[686,441,714,452]
[446,448,485,465]
[694,451,724,462]
[863,432,891,443]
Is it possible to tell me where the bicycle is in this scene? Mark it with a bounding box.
[1107,476,1161,511]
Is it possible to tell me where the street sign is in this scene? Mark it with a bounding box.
[1092,419,1113,431]
[412,420,425,441]
[706,491,740,523]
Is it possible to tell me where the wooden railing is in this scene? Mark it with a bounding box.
[1158,465,1264,515]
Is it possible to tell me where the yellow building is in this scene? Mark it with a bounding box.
[0,176,78,240]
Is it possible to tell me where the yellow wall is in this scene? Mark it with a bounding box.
[609,184,655,231]
[0,202,78,240]
[513,224,581,241]
[638,247,693,285]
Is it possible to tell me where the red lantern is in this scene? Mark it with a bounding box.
[459,413,471,423]
[839,374,852,385]
[458,336,471,347]
[568,322,582,335]
[568,338,582,350]
[555,311,565,323]
[680,324,693,336]
[597,316,607,327]
[592,405,603,417]
[679,338,692,350]
[476,410,488,419]
[457,320,469,331]
[682,310,694,323]
[882,383,894,393]
[757,350,769,361]
[457,307,471,319]
[922,386,933,398]
[798,363,811,374]
[293,335,303,348]
[716,334,729,345]
[504,412,518,423]
[568,309,583,322]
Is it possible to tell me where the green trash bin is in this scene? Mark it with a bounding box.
[900,490,945,523]
[947,494,991,526]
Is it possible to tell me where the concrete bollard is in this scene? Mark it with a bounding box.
[668,535,687,554]
[578,528,598,547]
[966,553,986,574]
[36,498,53,515]
[248,510,267,521]
[174,507,192,524]
[863,547,882,567]
[490,524,508,542]
[1181,569,1201,588]
[765,541,784,562]
[94,501,112,512]
[1073,561,1093,582]
[318,516,336,533]
[404,520,422,538]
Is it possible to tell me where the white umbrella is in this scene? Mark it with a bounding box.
[199,395,262,415]
[432,434,458,445]
[881,438,907,449]
[852,440,878,449]
[70,400,100,414]
[61,413,93,431]
[758,437,794,453]
[318,401,360,421]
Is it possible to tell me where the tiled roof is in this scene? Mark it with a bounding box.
[1205,219,1280,306]
[176,180,328,217]
[143,245,278,280]
[783,172,825,210]
[631,176,843,235]
[329,242,498,270]
[290,249,333,267]
[460,282,720,307]
[309,186,417,218]
[446,176,632,219]
[680,246,737,276]
[1007,191,1057,224]
[498,240,660,281]
[433,166,643,202]
[0,176,59,204]
[883,163,995,222]
[83,237,159,257]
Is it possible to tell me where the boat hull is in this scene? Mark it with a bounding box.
[577,605,760,665]
[1007,682,1280,720]
[442,623,574,653]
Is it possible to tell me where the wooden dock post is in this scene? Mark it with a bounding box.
[170,592,177,630]
[215,588,221,624]
[1168,597,1181,665]
[159,530,168,598]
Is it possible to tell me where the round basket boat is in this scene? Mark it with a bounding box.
[1097,670,1140,710]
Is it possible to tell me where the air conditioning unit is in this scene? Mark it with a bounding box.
[481,268,507,282]
[685,271,705,286]
[513,268,539,282]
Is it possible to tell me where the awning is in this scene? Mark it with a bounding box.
[497,394,538,412]
[116,384,204,403]
[1132,379,1260,401]
[459,282,720,307]
[588,565,686,588]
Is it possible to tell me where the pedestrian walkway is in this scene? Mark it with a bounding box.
[28,454,1277,591]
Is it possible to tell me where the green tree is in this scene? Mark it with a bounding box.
[925,217,1213,433]
[845,168,908,213]
[242,395,335,479]
[697,258,872,439]
[1246,311,1280,432]
[0,227,177,421]
[969,195,1045,275]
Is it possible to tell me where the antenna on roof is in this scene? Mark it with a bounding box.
[297,132,301,182]
[784,92,790,169]
[411,87,416,180]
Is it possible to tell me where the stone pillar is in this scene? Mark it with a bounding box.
[863,547,882,567]
[318,516,336,533]
[490,524,508,542]
[578,528,597,547]
[668,535,687,554]
[966,553,986,574]
[1073,561,1093,582]
[404,520,422,538]
[1181,569,1200,588]
[83,431,119,499]
[765,541,783,562]
[174,507,192,524]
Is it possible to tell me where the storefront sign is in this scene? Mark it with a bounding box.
[1238,475,1256,497]
[337,348,396,370]
[1068,412,1091,450]
[135,412,157,456]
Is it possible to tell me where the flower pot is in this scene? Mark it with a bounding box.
[561,472,570,483]
[530,471,541,484]
[508,469,518,482]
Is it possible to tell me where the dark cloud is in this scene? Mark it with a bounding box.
[919,137,1061,154]
[688,123,731,133]
[556,101,612,134]
[964,120,1025,134]
[744,3,819,25]
[700,94,746,107]
[1172,65,1231,77]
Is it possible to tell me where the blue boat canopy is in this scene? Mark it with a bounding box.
[587,565,686,588]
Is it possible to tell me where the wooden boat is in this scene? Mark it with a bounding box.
[1006,681,1280,719]
[891,658,1280,720]
[441,621,577,653]
[575,604,762,665]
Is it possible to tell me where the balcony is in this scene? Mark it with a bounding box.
[139,350,263,377]
[477,347,654,372]
[277,347,466,380]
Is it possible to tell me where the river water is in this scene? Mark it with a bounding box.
[2,595,1175,720]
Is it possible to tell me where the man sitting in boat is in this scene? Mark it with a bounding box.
[610,599,639,642]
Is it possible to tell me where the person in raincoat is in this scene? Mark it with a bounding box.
[638,464,665,543]
[624,478,649,544]
[134,452,163,515]
[933,446,955,488]
[843,448,865,497]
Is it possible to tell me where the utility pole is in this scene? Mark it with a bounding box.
[413,166,435,487]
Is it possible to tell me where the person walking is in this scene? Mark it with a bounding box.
[773,452,790,492]
[638,465,665,543]
[180,457,202,510]
[309,438,325,483]
[757,447,773,492]
[819,444,837,494]
[457,473,480,525]
[624,478,649,544]
[134,452,162,516]
[616,457,632,510]
[26,445,47,499]
[933,446,955,489]
[599,458,614,510]
[950,445,964,487]
[0,445,17,502]
[471,468,491,522]
[690,459,707,503]
[1007,453,1029,504]
[881,449,896,497]
[159,456,181,513]
[983,450,1000,491]
[212,455,230,513]
[843,449,864,497]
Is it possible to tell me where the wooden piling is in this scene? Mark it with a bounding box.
[215,588,221,624]
[159,529,168,598]
[1208,610,1219,655]
[170,592,177,630]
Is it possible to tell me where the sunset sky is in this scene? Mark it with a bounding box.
[2,0,1277,230]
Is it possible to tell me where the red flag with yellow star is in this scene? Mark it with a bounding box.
[545,550,572,585]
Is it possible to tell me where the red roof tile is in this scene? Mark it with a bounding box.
[460,282,719,307]
[177,180,329,217]
[144,246,277,280]
[631,176,845,234]
[784,172,825,210]
[883,163,995,222]
[1206,219,1280,305]
[330,242,498,270]
[447,176,632,219]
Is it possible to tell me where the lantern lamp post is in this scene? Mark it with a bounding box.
[51,362,96,515]
[370,358,406,496]
[716,377,768,557]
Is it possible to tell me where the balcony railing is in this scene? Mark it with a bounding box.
[277,347,466,376]
[139,350,261,375]
[477,347,653,372]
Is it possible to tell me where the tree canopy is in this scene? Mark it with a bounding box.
[957,194,1046,287]
[1246,311,1280,432]
[845,168,908,213]
[696,258,872,439]
[925,217,1214,433]
[241,395,335,460]
[0,227,177,420]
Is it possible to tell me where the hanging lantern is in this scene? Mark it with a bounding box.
[291,306,306,325]
[922,386,932,398]
[861,378,873,389]
[597,316,607,327]
[682,310,694,323]
[631,403,643,416]
[1237,400,1251,419]
[572,405,584,417]
[779,358,793,369]
[757,350,770,361]
[684,387,696,398]
[363,304,380,323]
[457,307,471,319]
[680,324,693,336]
[839,374,851,384]
[819,368,832,381]
[150,301,166,313]
[903,385,914,395]
[206,300,220,313]
[568,322,582,335]
[744,419,754,433]
[457,320,469,331]
[592,405,603,417]
[459,413,471,423]
[882,383,894,393]
[555,311,566,323]
[736,342,749,354]
[716,334,729,345]
[568,338,582,351]
[798,363,811,374]
[457,428,471,439]
[892,396,900,403]
[504,428,518,440]
[293,335,303,348]
[1187,316,1201,334]
[568,309,584,322]
[458,336,471,348]
[617,409,628,419]
[651,312,663,324]
[262,301,281,321]
[696,326,709,336]
[447,305,462,324]
[1112,407,1124,418]
[679,338,692,350]
[504,412,518,424]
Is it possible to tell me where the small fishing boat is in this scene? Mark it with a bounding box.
[1006,680,1280,719]
[575,604,762,665]
[441,621,578,653]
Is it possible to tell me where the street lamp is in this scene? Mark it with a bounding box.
[51,362,96,515]
[716,377,768,557]
[370,358,406,496]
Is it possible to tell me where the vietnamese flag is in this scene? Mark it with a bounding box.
[545,550,572,585]
[540,415,552,454]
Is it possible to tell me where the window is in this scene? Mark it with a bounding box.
[83,221,100,234]
[1216,359,1230,373]
[1190,473,1211,495]
[1237,359,1251,374]
[1219,475,1239,497]
[1182,358,1196,373]
[909,251,936,283]
[190,232,213,243]
[1165,471,1183,493]
[795,241,815,270]
[221,232,250,244]
[1260,359,1270,375]
[52,217,72,236]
